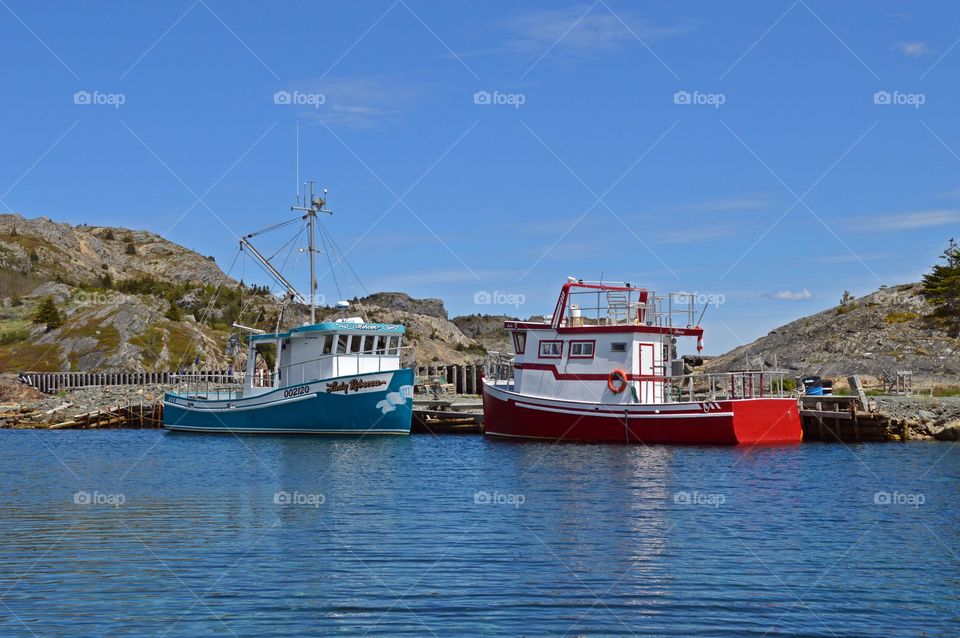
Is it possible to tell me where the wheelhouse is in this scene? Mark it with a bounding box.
[245,320,406,392]
[503,281,704,404]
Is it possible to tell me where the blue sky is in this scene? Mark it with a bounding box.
[2,1,959,354]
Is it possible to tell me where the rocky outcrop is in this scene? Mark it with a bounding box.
[0,214,229,287]
[705,284,960,383]
[452,314,514,354]
[358,292,448,320]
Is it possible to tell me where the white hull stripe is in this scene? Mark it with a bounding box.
[514,401,733,420]
[165,393,314,412]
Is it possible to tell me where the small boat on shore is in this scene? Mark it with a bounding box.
[163,184,413,434]
[482,279,801,444]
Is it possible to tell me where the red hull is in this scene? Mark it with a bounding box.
[482,383,801,445]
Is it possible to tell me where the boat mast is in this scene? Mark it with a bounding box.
[291,180,332,324]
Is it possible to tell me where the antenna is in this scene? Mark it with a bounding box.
[295,121,300,205]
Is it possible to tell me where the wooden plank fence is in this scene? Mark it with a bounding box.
[414,364,487,395]
[19,370,236,394]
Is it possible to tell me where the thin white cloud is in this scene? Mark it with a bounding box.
[298,76,422,129]
[810,253,891,265]
[853,209,960,232]
[766,289,813,301]
[650,225,740,244]
[503,5,689,56]
[896,41,931,58]
[678,193,775,213]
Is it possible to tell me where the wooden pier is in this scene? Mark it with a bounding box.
[1,402,165,429]
[412,398,484,434]
[798,396,905,442]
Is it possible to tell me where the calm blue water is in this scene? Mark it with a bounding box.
[0,431,956,637]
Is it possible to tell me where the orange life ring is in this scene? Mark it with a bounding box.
[607,368,629,394]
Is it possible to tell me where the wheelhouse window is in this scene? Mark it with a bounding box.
[336,335,348,354]
[321,335,333,355]
[387,336,401,356]
[375,336,388,354]
[611,342,627,353]
[512,331,526,355]
[538,340,562,358]
[569,340,595,359]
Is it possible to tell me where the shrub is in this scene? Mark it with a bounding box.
[125,243,136,255]
[883,312,918,324]
[104,229,115,240]
[165,302,182,321]
[32,297,62,331]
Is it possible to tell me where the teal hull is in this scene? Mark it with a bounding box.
[163,368,414,434]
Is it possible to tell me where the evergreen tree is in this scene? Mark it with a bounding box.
[32,297,62,331]
[165,300,182,321]
[922,238,960,336]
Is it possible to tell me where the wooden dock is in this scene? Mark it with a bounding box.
[1,402,165,429]
[412,398,484,434]
[798,395,906,442]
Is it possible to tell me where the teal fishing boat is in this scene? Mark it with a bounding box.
[163,183,414,434]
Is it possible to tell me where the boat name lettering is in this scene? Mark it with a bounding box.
[326,378,387,394]
[283,385,311,398]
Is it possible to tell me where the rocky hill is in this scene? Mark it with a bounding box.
[0,214,493,372]
[0,214,228,287]
[452,314,515,354]
[705,283,960,384]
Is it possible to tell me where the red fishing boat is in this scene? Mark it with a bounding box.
[482,280,801,444]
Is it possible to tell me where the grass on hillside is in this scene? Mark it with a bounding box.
[883,311,919,324]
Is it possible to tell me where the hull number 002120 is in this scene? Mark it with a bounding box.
[283,385,311,398]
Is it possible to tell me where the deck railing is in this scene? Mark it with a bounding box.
[664,370,794,402]
[483,354,795,404]
[564,288,697,329]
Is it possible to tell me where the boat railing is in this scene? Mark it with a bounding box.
[564,289,697,329]
[484,352,516,383]
[482,359,796,403]
[168,372,244,401]
[664,370,797,403]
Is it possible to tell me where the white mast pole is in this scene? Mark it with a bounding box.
[308,181,317,324]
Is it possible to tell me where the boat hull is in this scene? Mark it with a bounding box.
[482,381,801,444]
[163,369,414,434]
